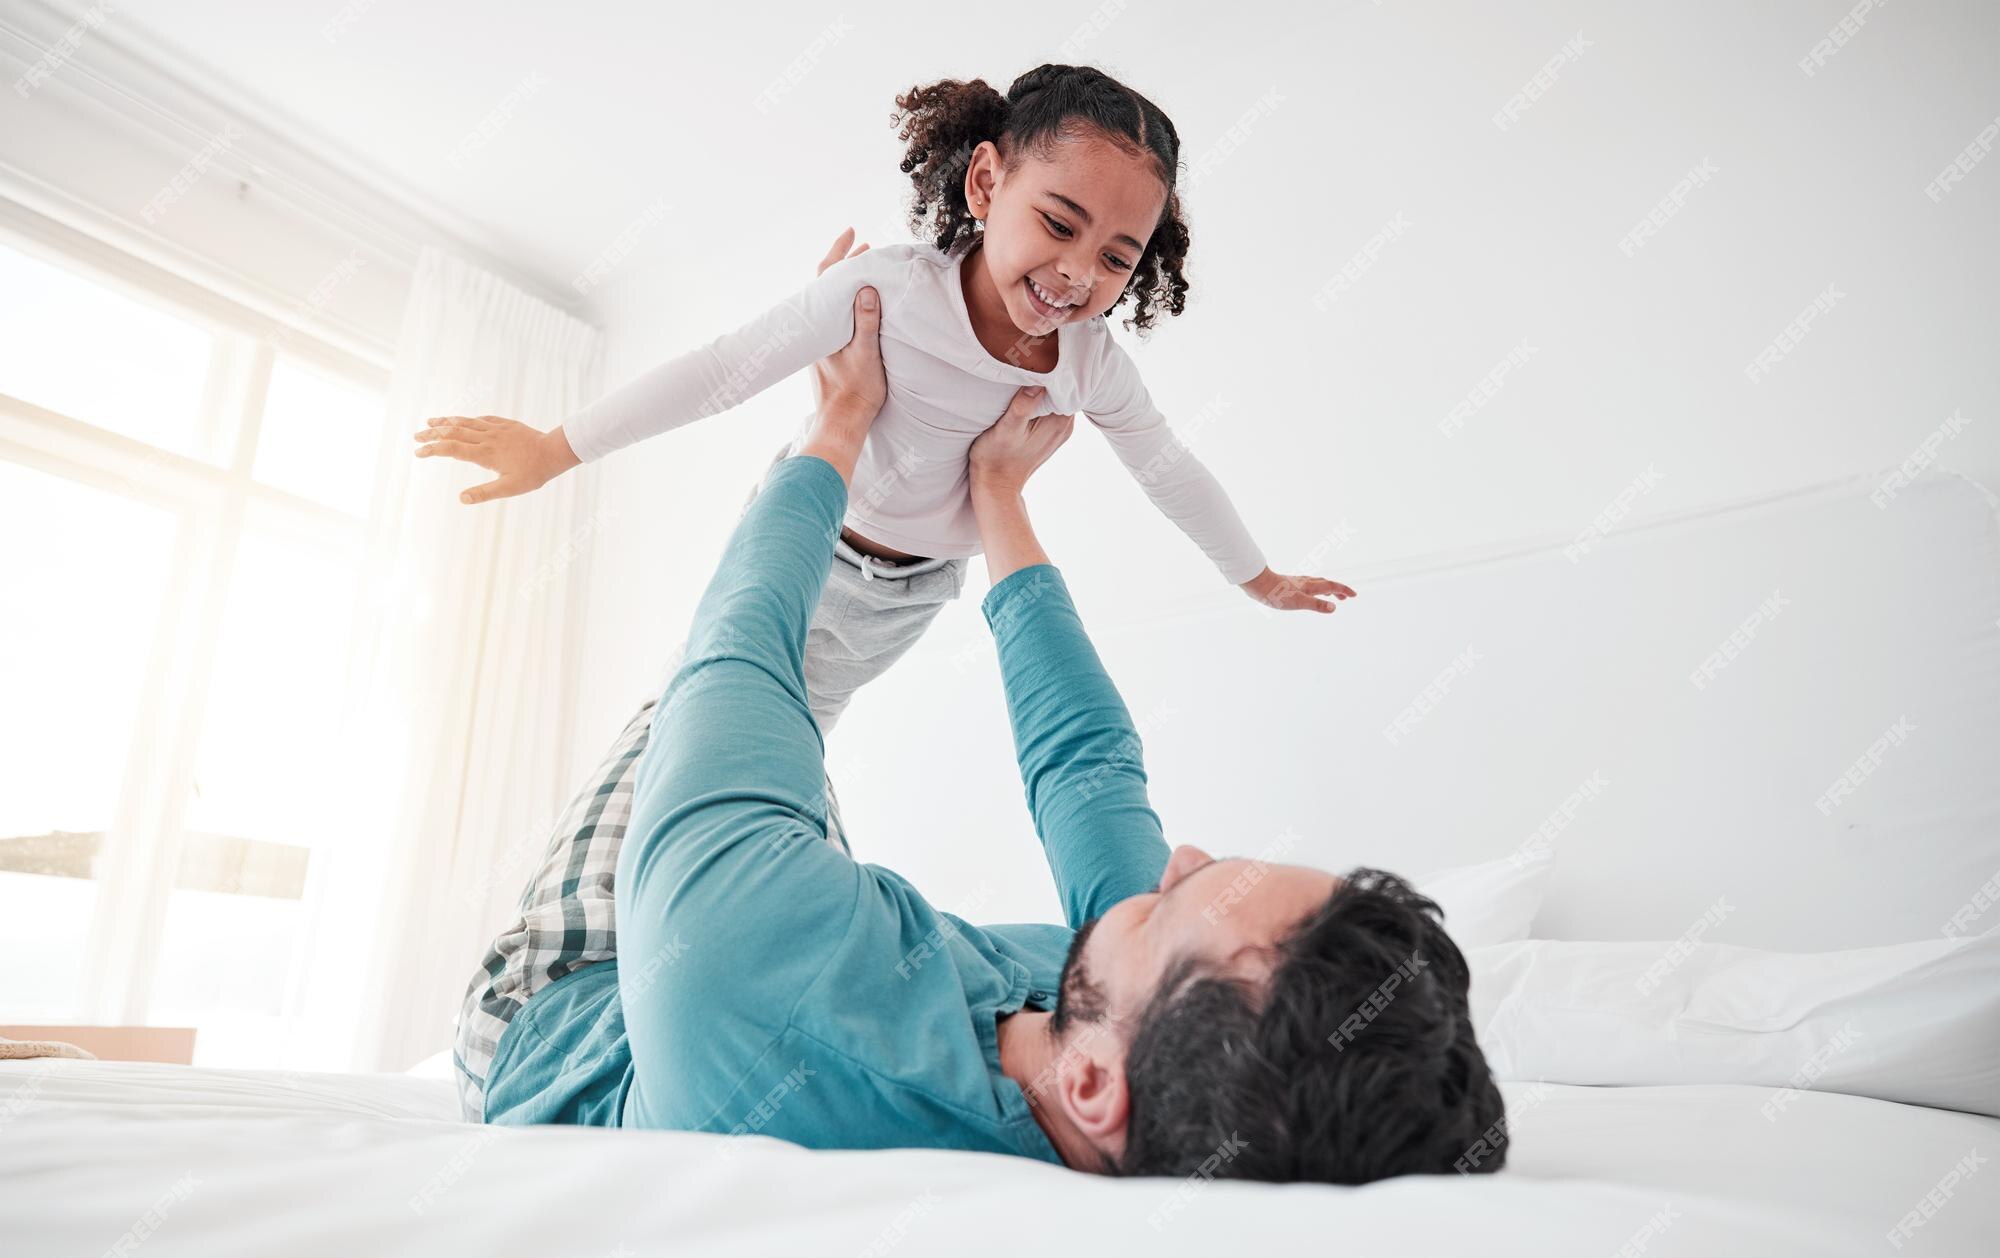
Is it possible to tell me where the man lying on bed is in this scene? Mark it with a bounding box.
[453,284,1507,1183]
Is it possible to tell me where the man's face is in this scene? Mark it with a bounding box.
[1053,845,1342,1037]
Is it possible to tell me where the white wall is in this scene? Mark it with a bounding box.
[571,2,2000,925]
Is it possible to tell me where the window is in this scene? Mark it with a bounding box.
[0,243,216,459]
[0,219,392,1067]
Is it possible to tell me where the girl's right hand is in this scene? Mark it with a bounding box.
[413,416,580,504]
[420,228,863,506]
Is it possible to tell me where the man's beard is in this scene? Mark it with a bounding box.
[1049,914,1109,1036]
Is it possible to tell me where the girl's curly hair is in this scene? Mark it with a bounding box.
[890,64,1191,336]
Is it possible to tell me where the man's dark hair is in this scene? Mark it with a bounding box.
[1110,868,1507,1183]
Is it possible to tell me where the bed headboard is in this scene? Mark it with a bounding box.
[1132,466,2000,950]
[835,467,2000,953]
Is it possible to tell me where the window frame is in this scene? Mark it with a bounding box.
[0,200,392,1031]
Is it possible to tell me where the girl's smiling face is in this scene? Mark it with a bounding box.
[962,131,1169,337]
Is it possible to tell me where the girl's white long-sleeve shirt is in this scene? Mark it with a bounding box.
[561,241,1267,584]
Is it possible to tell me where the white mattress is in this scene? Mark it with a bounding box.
[4,1060,1994,1256]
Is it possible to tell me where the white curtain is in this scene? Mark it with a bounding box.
[322,246,605,1073]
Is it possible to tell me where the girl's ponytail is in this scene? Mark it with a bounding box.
[891,77,1010,259]
[890,64,1192,335]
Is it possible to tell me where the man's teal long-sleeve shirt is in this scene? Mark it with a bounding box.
[481,454,1170,1161]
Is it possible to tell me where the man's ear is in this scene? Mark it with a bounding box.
[1057,1034,1130,1160]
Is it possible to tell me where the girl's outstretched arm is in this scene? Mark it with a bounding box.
[1085,337,1358,614]
[413,228,900,505]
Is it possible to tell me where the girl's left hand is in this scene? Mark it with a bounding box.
[1240,568,1357,614]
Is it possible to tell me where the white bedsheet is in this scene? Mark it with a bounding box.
[3,1060,1993,1256]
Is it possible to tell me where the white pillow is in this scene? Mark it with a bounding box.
[1468,929,2000,1117]
[1414,849,1554,950]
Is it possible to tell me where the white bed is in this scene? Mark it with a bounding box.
[6,467,1996,1256]
[3,1060,1994,1257]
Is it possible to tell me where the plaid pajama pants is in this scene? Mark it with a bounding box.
[451,467,968,1122]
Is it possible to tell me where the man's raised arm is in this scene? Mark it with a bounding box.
[970,389,1171,931]
[615,288,885,1039]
